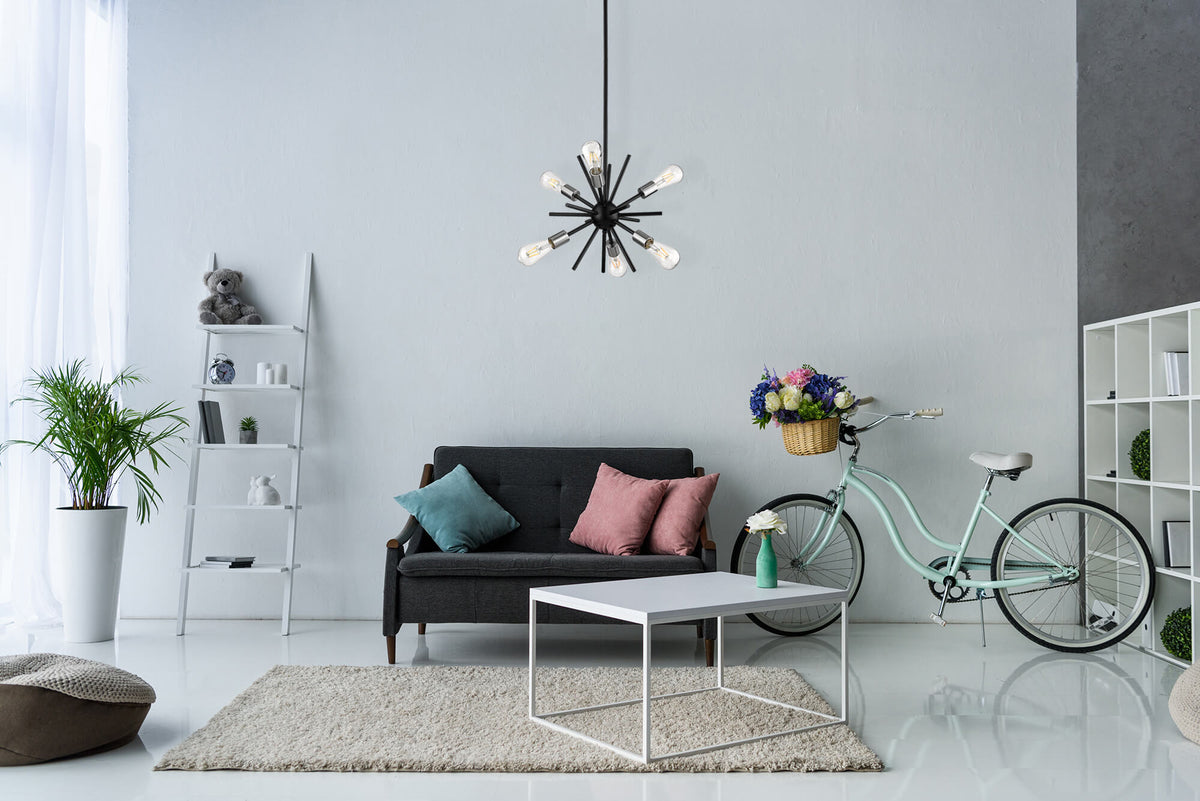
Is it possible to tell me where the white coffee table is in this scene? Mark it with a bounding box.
[528,571,848,764]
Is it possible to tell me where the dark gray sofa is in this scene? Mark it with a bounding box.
[384,447,718,665]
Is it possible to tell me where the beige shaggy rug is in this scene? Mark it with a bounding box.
[155,664,882,773]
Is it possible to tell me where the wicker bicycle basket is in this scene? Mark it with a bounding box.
[780,417,840,456]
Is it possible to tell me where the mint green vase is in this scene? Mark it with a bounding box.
[756,532,778,588]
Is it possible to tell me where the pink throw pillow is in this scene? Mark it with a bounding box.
[569,464,669,556]
[644,473,720,556]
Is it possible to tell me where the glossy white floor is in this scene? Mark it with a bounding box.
[1,617,1196,800]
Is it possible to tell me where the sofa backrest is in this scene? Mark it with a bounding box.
[431,446,695,553]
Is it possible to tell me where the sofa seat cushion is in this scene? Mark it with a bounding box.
[399,551,704,579]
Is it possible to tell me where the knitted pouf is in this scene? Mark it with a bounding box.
[0,653,156,766]
[1170,664,1200,745]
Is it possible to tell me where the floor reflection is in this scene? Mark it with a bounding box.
[904,650,1154,801]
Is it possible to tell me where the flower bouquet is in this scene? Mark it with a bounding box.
[749,365,857,455]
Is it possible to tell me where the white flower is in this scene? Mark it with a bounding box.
[764,391,782,413]
[747,509,787,535]
[834,391,854,410]
[780,386,800,411]
[802,392,813,403]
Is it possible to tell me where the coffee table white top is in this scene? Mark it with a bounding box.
[530,571,848,625]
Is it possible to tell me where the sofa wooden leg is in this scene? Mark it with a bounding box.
[417,623,426,635]
[386,635,396,665]
[704,638,714,667]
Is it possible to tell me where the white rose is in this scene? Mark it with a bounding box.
[780,386,800,411]
[802,392,813,403]
[834,391,854,410]
[747,510,787,534]
[764,391,782,413]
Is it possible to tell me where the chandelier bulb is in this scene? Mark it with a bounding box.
[540,171,581,201]
[606,240,627,277]
[581,140,606,190]
[647,240,680,270]
[517,230,570,266]
[638,164,684,198]
[518,239,552,266]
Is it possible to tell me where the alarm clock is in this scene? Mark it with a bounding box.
[208,353,235,384]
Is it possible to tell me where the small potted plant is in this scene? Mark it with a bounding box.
[749,365,858,455]
[239,416,259,445]
[1,361,187,642]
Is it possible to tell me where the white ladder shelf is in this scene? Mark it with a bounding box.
[176,252,313,636]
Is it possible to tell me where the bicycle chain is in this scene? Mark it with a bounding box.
[941,580,1077,604]
[928,559,1073,604]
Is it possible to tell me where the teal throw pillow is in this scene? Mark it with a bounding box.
[394,464,519,553]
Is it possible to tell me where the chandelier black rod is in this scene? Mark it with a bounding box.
[602,0,609,181]
[549,212,592,217]
[567,220,594,236]
[609,154,631,201]
[564,202,593,213]
[621,210,660,217]
[572,227,601,271]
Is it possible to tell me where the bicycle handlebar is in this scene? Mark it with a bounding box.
[844,406,945,438]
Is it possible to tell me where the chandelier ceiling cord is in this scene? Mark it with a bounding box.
[518,0,683,277]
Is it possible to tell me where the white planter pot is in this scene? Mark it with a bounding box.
[51,507,128,643]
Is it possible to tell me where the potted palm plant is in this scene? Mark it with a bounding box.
[1,361,187,642]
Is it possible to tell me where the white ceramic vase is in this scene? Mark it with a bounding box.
[51,506,128,643]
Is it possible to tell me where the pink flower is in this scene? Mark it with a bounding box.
[784,368,814,389]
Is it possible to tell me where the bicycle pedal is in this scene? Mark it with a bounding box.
[929,613,947,627]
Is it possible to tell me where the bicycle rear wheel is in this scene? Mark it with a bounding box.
[991,498,1153,653]
[730,494,864,635]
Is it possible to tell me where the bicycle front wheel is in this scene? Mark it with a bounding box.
[730,494,865,635]
[991,498,1154,653]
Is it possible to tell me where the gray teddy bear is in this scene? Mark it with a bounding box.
[198,268,262,325]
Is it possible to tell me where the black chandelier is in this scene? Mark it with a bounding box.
[518,0,683,277]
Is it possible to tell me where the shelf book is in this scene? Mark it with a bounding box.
[200,556,255,569]
[195,400,224,444]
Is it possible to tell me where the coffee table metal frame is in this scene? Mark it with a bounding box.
[528,571,848,764]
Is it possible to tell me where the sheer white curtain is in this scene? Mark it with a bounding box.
[0,0,128,626]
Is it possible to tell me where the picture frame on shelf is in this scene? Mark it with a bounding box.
[1162,521,1190,569]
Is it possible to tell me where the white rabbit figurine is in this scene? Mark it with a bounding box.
[248,474,282,506]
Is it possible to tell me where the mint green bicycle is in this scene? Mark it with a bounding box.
[731,407,1154,653]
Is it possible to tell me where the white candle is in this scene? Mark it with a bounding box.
[264,368,275,385]
[273,363,288,384]
[257,362,270,384]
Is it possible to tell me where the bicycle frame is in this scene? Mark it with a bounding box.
[800,453,1079,590]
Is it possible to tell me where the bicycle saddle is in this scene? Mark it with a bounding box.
[970,451,1033,472]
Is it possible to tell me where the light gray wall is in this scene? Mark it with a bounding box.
[1078,1,1200,325]
[125,0,1077,623]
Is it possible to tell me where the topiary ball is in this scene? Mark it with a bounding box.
[1163,607,1192,662]
[1129,428,1150,481]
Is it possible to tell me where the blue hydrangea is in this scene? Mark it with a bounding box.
[804,372,845,415]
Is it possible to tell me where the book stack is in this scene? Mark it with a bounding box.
[1164,352,1190,396]
[196,400,225,443]
[200,555,255,569]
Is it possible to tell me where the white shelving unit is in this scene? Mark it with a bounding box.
[1084,300,1200,666]
[176,253,313,636]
